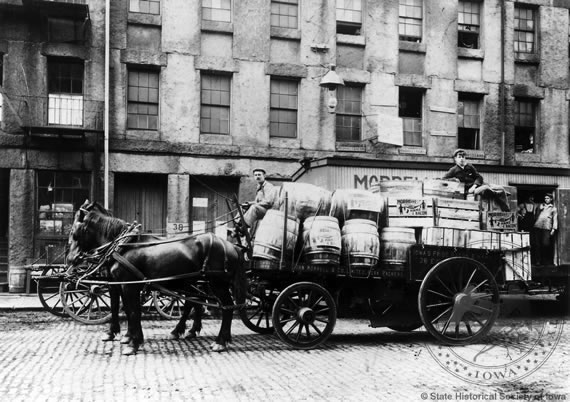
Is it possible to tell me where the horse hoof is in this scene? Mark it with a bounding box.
[120,335,131,345]
[101,333,116,342]
[168,332,180,340]
[185,331,198,340]
[211,343,227,352]
[122,346,138,356]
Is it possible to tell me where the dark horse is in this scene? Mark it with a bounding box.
[67,201,247,355]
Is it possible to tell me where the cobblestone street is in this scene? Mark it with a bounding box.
[0,307,568,402]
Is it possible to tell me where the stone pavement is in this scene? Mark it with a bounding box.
[0,293,43,310]
[0,307,568,402]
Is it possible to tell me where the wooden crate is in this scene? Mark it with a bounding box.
[423,179,464,199]
[481,211,518,232]
[421,226,468,247]
[379,180,423,198]
[434,198,481,229]
[465,230,531,281]
[387,198,435,227]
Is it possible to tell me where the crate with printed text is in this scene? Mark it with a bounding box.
[434,198,481,229]
[387,198,434,227]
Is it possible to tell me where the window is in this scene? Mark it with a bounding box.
[129,0,160,14]
[514,99,537,153]
[399,87,423,147]
[47,58,84,126]
[202,0,231,23]
[457,94,481,150]
[337,0,362,35]
[271,0,298,29]
[201,74,231,135]
[336,85,362,142]
[127,69,159,130]
[458,1,480,49]
[399,0,422,42]
[37,171,90,236]
[514,6,536,54]
[270,78,298,138]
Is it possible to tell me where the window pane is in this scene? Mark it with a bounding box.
[127,69,160,130]
[270,78,298,138]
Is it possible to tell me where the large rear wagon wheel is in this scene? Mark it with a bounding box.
[239,285,278,334]
[272,282,336,350]
[59,281,112,325]
[418,257,500,345]
[37,266,67,317]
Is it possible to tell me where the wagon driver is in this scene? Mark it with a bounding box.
[236,168,277,234]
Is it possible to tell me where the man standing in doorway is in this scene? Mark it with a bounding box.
[533,193,558,265]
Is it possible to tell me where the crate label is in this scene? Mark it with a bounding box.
[395,199,429,216]
[486,212,517,231]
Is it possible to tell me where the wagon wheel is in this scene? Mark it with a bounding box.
[418,257,500,345]
[152,291,185,320]
[272,282,337,349]
[239,284,278,334]
[140,287,157,316]
[59,280,112,325]
[37,266,67,317]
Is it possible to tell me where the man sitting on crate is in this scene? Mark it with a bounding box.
[233,168,277,237]
[443,149,510,211]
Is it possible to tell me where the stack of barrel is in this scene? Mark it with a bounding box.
[252,183,387,273]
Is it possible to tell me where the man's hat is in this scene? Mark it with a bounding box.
[545,193,553,198]
[453,149,467,157]
[252,168,266,175]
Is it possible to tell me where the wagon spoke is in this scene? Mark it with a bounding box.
[436,275,456,296]
[313,307,330,315]
[430,306,452,324]
[310,323,322,336]
[427,289,453,299]
[310,296,324,310]
[287,296,300,309]
[465,312,485,327]
[313,317,330,325]
[471,279,489,293]
[441,315,453,334]
[295,323,303,341]
[464,320,473,336]
[470,304,494,314]
[426,301,453,309]
[284,321,300,336]
[463,269,477,292]
[471,293,493,300]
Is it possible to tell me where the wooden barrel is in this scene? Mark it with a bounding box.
[380,227,416,272]
[275,183,332,221]
[330,189,385,227]
[253,210,299,265]
[302,216,341,265]
[341,219,380,267]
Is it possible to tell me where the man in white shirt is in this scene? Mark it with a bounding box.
[533,193,558,265]
[236,168,277,234]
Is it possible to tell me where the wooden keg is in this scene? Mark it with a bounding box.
[330,189,386,227]
[341,219,380,267]
[276,183,332,221]
[380,227,416,272]
[302,216,341,265]
[253,210,299,265]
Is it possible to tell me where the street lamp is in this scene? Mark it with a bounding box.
[319,65,345,114]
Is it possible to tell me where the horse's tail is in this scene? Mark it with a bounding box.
[232,247,247,307]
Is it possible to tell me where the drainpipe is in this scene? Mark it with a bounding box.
[104,0,110,208]
[500,0,506,165]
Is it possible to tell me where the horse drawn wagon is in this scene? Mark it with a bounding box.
[238,181,561,350]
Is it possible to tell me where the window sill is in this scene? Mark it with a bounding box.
[336,34,365,47]
[458,47,484,60]
[270,27,301,41]
[335,142,366,152]
[399,41,426,54]
[515,53,540,65]
[201,20,233,35]
[515,152,540,162]
[399,146,427,155]
[200,133,232,145]
[41,43,88,59]
[128,13,161,26]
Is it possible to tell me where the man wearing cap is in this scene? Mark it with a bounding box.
[533,193,558,265]
[237,168,276,234]
[443,149,484,197]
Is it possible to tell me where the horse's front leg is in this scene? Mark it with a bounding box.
[102,284,121,342]
[210,281,234,352]
[121,284,144,356]
[169,299,193,340]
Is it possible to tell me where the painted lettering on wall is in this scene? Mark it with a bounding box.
[354,175,424,190]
